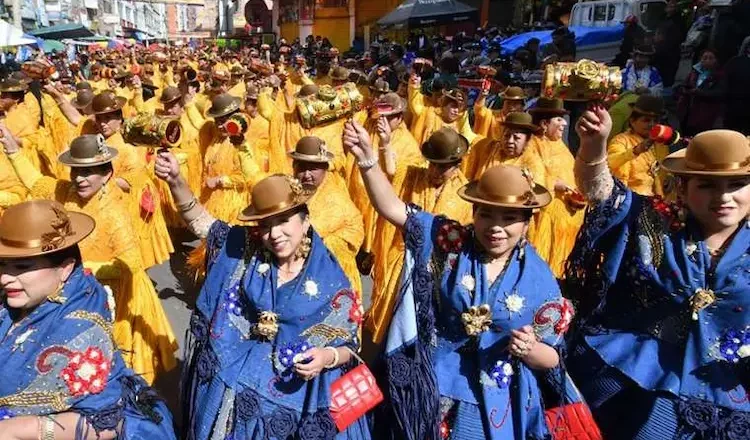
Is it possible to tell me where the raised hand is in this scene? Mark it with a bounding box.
[575,104,612,147]
[154,150,181,185]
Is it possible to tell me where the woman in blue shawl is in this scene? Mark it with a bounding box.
[342,120,581,440]
[0,200,175,440]
[567,106,750,439]
[154,151,370,440]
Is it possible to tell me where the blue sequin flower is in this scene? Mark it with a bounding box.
[719,328,750,363]
[0,407,15,420]
[490,359,514,388]
[224,284,243,316]
[277,340,312,369]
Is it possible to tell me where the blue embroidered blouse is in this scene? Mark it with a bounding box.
[386,207,577,440]
[0,266,176,439]
[566,180,750,434]
[182,221,370,440]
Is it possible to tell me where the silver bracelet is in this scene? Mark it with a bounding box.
[323,346,340,369]
[357,156,378,170]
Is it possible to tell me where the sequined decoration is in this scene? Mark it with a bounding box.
[461,304,492,337]
[254,311,280,339]
[689,288,716,321]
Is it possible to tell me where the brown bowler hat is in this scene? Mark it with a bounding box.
[330,66,350,82]
[206,93,241,118]
[113,67,132,80]
[529,97,568,117]
[160,86,182,104]
[71,89,95,110]
[458,165,552,209]
[237,174,313,221]
[288,136,334,163]
[661,130,750,177]
[629,95,664,117]
[441,88,468,109]
[91,91,127,115]
[245,84,260,101]
[297,84,319,98]
[0,78,28,93]
[76,81,92,91]
[372,92,405,117]
[0,200,95,258]
[501,112,540,133]
[369,78,390,93]
[501,86,527,101]
[421,127,469,164]
[58,134,118,168]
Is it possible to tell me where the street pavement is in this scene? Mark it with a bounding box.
[147,229,373,421]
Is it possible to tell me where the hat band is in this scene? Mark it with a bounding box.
[0,236,44,249]
[479,191,535,205]
[253,199,297,217]
[685,156,750,171]
[292,152,331,162]
[68,153,112,164]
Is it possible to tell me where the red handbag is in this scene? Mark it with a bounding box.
[329,351,383,432]
[544,402,602,440]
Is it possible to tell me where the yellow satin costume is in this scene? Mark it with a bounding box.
[607,130,669,197]
[346,119,423,257]
[6,154,178,384]
[464,137,543,182]
[4,93,56,176]
[106,131,174,268]
[366,167,472,345]
[527,136,585,278]
[409,91,477,147]
[40,93,77,179]
[0,153,27,215]
[307,174,365,295]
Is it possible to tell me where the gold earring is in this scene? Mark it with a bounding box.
[295,233,312,260]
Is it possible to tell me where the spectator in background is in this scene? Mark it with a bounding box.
[515,38,541,70]
[677,48,723,135]
[613,16,646,68]
[723,36,750,133]
[652,3,685,89]
[541,26,576,61]
[622,45,664,96]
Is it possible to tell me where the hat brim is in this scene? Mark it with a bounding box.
[71,98,93,110]
[93,96,127,115]
[502,121,540,132]
[528,107,569,116]
[628,104,662,117]
[1,86,27,93]
[206,97,241,118]
[633,50,655,56]
[661,149,750,176]
[421,134,470,164]
[237,196,311,222]
[160,94,182,104]
[0,211,95,258]
[457,181,552,209]
[289,151,335,163]
[58,146,119,168]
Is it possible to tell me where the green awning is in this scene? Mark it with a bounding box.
[28,23,94,39]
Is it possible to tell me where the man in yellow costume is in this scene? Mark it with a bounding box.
[1,133,177,384]
[465,111,542,180]
[362,126,472,353]
[346,92,423,275]
[409,86,477,147]
[473,85,526,139]
[528,98,585,277]
[91,91,174,268]
[290,136,364,294]
[607,95,669,196]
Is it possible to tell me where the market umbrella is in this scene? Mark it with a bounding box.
[0,19,37,46]
[377,0,478,29]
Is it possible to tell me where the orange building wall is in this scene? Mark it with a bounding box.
[166,5,178,35]
[280,22,299,42]
[313,7,350,50]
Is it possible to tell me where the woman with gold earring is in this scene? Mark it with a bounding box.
[0,200,177,439]
[567,106,750,438]
[154,153,371,440]
[0,133,178,385]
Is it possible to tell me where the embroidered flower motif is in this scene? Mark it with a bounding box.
[436,221,467,254]
[719,328,750,363]
[0,408,15,420]
[12,328,35,352]
[60,347,111,397]
[460,275,475,292]
[650,196,684,232]
[257,263,270,275]
[224,284,243,316]
[686,241,698,256]
[490,359,514,388]
[440,420,451,439]
[504,293,525,314]
[277,340,312,369]
[304,280,319,298]
[533,298,576,338]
